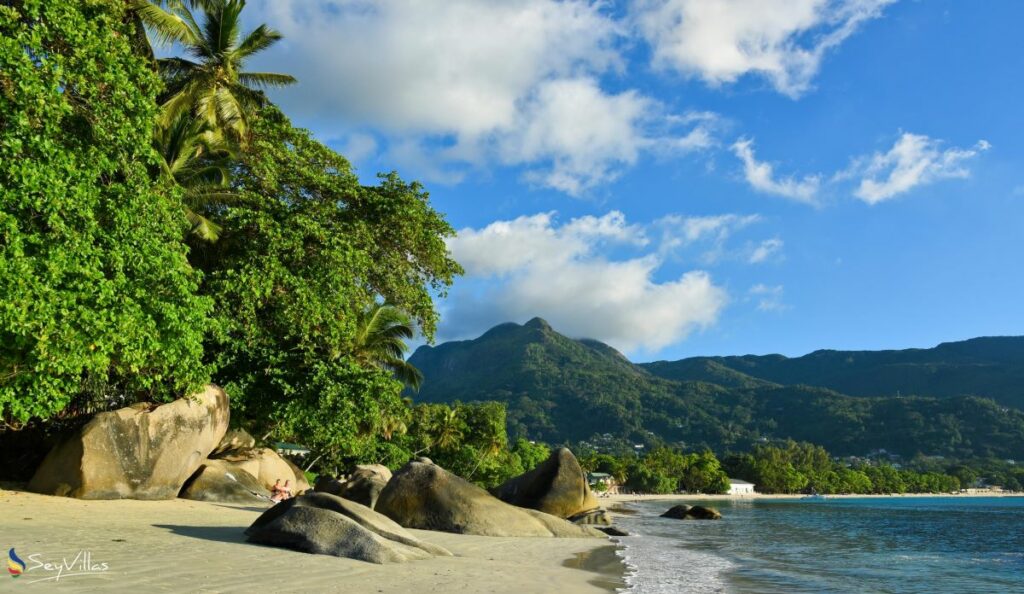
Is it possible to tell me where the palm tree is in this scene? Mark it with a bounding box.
[466,432,505,479]
[132,0,296,142]
[430,407,464,451]
[153,112,237,240]
[350,304,424,390]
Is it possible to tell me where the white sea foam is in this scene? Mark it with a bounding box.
[613,514,734,593]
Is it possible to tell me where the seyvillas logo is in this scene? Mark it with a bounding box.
[8,548,26,578]
[5,548,111,583]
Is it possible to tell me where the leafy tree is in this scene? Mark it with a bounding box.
[0,0,211,426]
[194,108,459,441]
[133,0,296,142]
[351,304,423,390]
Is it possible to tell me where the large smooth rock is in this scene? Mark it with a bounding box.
[661,504,722,520]
[246,492,451,563]
[569,509,612,526]
[215,447,310,493]
[331,466,390,508]
[491,448,599,519]
[375,460,603,538]
[180,459,271,504]
[28,385,229,499]
[210,429,256,457]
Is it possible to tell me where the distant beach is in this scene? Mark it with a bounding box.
[1,489,624,592]
[604,490,1021,504]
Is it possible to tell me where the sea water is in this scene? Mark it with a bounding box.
[611,497,1024,593]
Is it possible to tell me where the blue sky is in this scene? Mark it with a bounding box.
[246,0,1024,361]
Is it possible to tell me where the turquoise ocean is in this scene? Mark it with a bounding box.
[612,497,1024,593]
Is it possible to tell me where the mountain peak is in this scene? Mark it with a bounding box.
[523,317,552,331]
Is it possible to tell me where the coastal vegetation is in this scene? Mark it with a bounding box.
[1,0,1020,498]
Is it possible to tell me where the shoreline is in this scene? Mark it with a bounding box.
[603,491,1023,504]
[0,488,621,593]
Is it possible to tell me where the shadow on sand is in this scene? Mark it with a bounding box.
[153,524,249,545]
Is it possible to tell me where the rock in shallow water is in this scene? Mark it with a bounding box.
[246,492,451,563]
[660,504,722,520]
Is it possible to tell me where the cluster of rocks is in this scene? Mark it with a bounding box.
[24,385,639,564]
[27,385,307,503]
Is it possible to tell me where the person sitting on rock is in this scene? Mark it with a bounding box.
[278,479,293,501]
[270,479,287,502]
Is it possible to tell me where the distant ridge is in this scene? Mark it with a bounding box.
[642,335,1024,410]
[409,320,1024,459]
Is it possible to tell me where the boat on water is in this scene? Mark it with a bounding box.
[801,493,829,501]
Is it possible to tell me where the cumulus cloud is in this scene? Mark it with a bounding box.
[748,238,784,263]
[444,212,730,353]
[248,0,708,194]
[632,0,894,97]
[499,78,656,194]
[732,139,821,203]
[749,283,787,312]
[850,133,991,204]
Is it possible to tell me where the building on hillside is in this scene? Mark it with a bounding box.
[727,478,756,496]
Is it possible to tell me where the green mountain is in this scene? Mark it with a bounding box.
[642,336,1024,409]
[409,319,1024,459]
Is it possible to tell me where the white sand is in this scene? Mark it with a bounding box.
[0,489,621,593]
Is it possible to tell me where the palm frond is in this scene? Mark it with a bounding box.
[238,72,297,89]
[235,24,284,58]
[386,359,424,392]
[205,0,244,55]
[131,0,201,47]
[185,207,223,241]
[156,57,201,81]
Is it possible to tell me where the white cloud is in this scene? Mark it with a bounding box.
[850,133,991,204]
[633,0,894,97]
[444,212,729,353]
[654,214,761,260]
[749,238,784,263]
[450,211,646,276]
[249,0,707,194]
[499,78,656,194]
[732,139,821,203]
[749,283,787,312]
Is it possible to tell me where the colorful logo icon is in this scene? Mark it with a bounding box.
[8,548,26,578]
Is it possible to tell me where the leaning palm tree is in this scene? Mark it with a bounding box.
[132,0,296,142]
[350,304,424,391]
[153,112,237,240]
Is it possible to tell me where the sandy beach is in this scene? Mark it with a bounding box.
[0,488,623,593]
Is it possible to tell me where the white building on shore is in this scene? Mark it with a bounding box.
[727,478,756,496]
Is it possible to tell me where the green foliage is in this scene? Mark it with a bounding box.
[723,440,964,495]
[193,108,459,446]
[268,358,410,473]
[410,319,1024,460]
[398,401,521,488]
[0,0,211,426]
